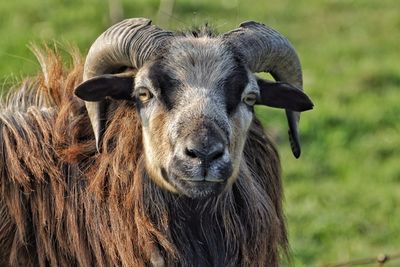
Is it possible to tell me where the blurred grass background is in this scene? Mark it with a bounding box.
[1,0,399,266]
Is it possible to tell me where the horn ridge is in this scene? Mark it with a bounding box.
[80,18,173,150]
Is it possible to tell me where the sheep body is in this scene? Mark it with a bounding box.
[0,48,287,266]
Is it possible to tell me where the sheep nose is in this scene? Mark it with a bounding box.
[184,142,225,164]
[173,126,232,183]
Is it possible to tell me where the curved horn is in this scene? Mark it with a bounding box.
[223,21,305,158]
[82,18,173,150]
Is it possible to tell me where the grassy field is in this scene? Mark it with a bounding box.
[1,0,399,266]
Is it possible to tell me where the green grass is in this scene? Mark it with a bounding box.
[1,0,399,266]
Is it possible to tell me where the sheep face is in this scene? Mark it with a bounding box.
[75,19,314,199]
[134,38,257,198]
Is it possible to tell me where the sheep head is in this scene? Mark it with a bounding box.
[75,18,313,198]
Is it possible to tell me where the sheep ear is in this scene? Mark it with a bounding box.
[256,78,313,112]
[75,74,134,101]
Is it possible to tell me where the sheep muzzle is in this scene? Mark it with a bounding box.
[167,120,233,198]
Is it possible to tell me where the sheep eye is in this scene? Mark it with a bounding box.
[137,87,153,103]
[243,93,257,106]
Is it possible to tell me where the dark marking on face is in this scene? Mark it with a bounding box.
[222,63,249,115]
[145,51,249,117]
[147,61,181,110]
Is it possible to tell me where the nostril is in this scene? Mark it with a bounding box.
[210,150,224,161]
[184,144,225,162]
[185,148,198,158]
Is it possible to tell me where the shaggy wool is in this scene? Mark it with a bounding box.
[0,47,287,267]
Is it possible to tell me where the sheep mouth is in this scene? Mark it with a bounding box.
[161,153,233,198]
[179,177,226,183]
[164,169,230,199]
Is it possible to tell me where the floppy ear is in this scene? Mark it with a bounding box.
[75,74,134,102]
[256,78,314,111]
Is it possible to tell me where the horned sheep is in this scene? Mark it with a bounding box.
[0,18,313,266]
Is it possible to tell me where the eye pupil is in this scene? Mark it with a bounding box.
[243,94,257,106]
[137,88,153,102]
